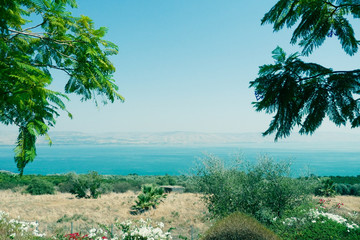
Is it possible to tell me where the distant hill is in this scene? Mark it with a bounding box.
[39,131,272,145]
[1,130,360,146]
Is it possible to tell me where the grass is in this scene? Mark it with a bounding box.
[0,190,210,239]
[0,190,359,239]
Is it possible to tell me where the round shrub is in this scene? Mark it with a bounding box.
[26,178,55,195]
[335,184,351,195]
[57,181,75,193]
[195,155,315,222]
[350,184,360,196]
[201,212,280,240]
[113,182,134,193]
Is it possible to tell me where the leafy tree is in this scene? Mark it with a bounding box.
[250,0,360,140]
[0,0,124,174]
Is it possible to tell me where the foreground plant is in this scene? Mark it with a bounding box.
[273,207,360,239]
[0,211,46,239]
[201,212,280,240]
[116,219,172,240]
[60,219,172,240]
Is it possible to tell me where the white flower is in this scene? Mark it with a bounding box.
[308,209,359,230]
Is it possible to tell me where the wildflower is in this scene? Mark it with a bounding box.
[158,222,165,228]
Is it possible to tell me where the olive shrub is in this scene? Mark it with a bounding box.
[194,155,315,223]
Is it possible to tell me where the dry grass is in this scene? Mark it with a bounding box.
[315,195,360,225]
[0,190,210,239]
[1,190,359,239]
[329,195,360,212]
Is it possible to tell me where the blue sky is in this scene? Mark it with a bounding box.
[3,0,360,137]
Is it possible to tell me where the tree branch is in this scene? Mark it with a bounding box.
[33,63,74,76]
[8,28,83,46]
[298,69,360,82]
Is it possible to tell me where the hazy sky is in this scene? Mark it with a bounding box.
[3,0,360,137]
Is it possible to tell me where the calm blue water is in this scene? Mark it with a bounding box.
[0,143,359,176]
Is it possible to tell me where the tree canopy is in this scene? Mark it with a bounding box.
[0,0,124,175]
[250,0,360,140]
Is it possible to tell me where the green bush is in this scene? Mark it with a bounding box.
[113,182,135,193]
[57,181,74,193]
[330,175,360,185]
[67,173,88,198]
[67,171,103,199]
[273,212,360,240]
[335,183,351,195]
[194,155,315,223]
[25,178,55,195]
[350,184,360,196]
[99,182,113,194]
[156,174,177,186]
[0,180,18,190]
[88,171,102,199]
[314,178,336,197]
[201,212,280,240]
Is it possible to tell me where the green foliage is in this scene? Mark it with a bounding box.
[335,183,351,195]
[330,175,360,185]
[273,213,360,240]
[262,0,359,56]
[156,174,177,186]
[112,182,137,193]
[88,171,102,199]
[131,185,167,214]
[250,46,360,140]
[25,178,55,195]
[252,0,360,140]
[201,212,280,240]
[194,155,315,223]
[0,211,47,239]
[350,184,360,196]
[67,171,103,199]
[67,173,88,198]
[57,181,74,193]
[315,178,336,197]
[0,172,192,194]
[0,0,124,175]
